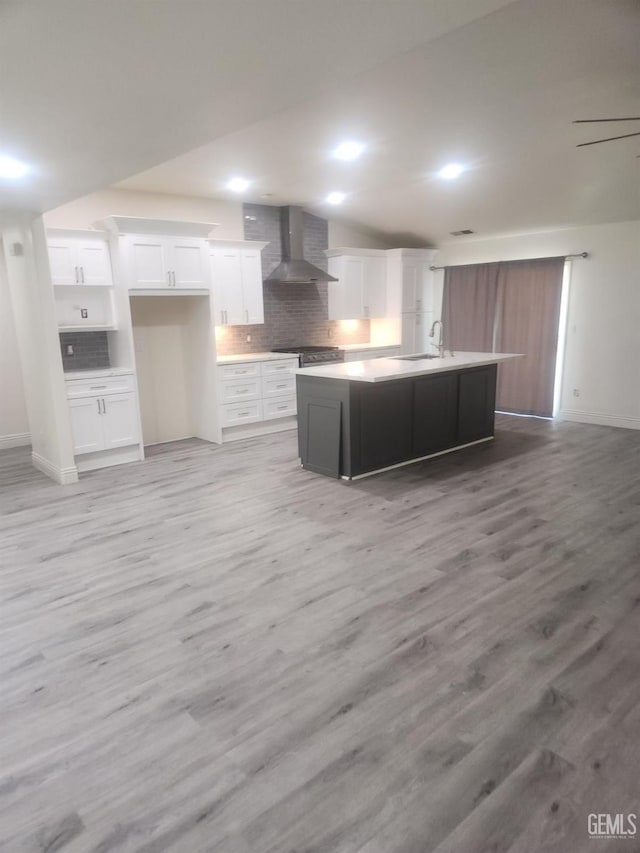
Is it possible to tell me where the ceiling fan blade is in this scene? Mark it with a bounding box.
[573,118,640,123]
[576,131,640,147]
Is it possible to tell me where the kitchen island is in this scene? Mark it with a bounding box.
[295,352,521,479]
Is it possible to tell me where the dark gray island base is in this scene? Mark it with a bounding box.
[296,363,498,479]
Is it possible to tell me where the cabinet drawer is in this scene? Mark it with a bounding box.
[219,378,261,404]
[65,374,135,398]
[263,395,297,420]
[218,361,260,380]
[262,374,296,398]
[221,400,263,427]
[261,358,298,376]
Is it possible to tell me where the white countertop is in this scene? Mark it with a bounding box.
[216,352,299,364]
[341,343,401,351]
[295,352,522,383]
[64,368,135,380]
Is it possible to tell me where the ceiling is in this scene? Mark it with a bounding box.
[0,0,515,218]
[2,0,638,243]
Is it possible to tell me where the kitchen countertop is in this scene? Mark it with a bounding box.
[216,352,300,364]
[341,343,401,351]
[64,367,135,380]
[294,352,522,383]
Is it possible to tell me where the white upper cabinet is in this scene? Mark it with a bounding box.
[386,249,437,315]
[326,250,389,320]
[210,243,266,326]
[123,235,210,289]
[127,236,169,288]
[169,238,209,288]
[47,233,114,287]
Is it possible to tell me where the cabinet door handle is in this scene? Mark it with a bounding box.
[172,271,177,286]
[237,389,249,394]
[90,385,108,390]
[277,404,288,410]
[276,383,287,389]
[79,266,85,284]
[74,266,79,283]
[97,399,101,414]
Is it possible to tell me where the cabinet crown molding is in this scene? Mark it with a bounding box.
[47,227,109,241]
[96,216,218,238]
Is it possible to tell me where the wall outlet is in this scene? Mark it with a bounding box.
[80,308,88,319]
[66,345,74,356]
[246,334,251,343]
[573,388,580,397]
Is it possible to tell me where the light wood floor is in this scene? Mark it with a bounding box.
[1,416,640,853]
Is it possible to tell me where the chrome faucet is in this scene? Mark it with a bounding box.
[429,319,453,358]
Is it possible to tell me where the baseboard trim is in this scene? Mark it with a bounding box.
[0,432,31,449]
[32,452,79,484]
[559,409,640,431]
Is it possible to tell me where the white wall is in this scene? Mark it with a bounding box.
[434,221,640,429]
[0,247,29,447]
[328,219,394,250]
[44,188,245,240]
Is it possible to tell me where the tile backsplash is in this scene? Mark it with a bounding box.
[215,204,370,355]
[60,331,110,371]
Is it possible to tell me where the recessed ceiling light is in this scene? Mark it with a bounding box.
[227,177,250,192]
[333,141,365,161]
[438,163,465,180]
[0,156,29,179]
[326,192,346,205]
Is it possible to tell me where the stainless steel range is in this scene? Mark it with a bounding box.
[271,345,345,368]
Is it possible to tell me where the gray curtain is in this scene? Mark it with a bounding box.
[442,256,565,418]
[494,258,564,417]
[442,262,499,352]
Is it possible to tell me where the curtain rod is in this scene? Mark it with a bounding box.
[429,252,588,271]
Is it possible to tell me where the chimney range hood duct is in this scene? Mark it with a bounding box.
[265,206,338,283]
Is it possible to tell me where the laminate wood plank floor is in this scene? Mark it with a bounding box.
[1,415,640,852]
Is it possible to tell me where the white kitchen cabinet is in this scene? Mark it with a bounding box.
[124,235,209,290]
[217,356,298,433]
[210,244,265,326]
[327,250,388,320]
[101,393,140,449]
[66,376,140,456]
[68,397,104,454]
[386,249,437,315]
[401,312,434,355]
[47,233,113,287]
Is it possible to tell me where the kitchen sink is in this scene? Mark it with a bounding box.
[392,354,440,361]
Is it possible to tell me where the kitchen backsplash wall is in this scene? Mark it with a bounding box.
[215,204,370,355]
[60,331,110,371]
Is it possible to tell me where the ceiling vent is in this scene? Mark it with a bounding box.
[450,229,474,236]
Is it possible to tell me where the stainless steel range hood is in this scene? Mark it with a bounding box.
[265,206,338,283]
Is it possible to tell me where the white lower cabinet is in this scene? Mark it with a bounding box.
[68,397,104,454]
[218,357,298,431]
[66,376,140,456]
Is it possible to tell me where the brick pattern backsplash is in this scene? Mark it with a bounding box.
[60,331,110,371]
[215,205,370,355]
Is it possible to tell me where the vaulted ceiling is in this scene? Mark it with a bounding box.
[2,0,639,243]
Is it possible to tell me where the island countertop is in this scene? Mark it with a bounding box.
[294,351,522,383]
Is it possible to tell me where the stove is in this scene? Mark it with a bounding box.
[271,345,345,367]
